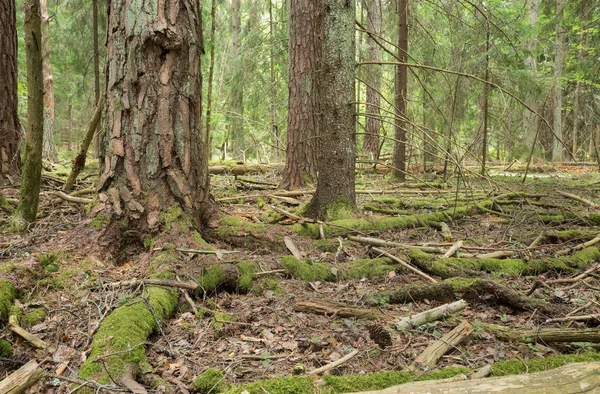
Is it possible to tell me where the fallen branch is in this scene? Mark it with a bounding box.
[0,360,45,394]
[8,315,50,351]
[396,300,468,330]
[284,236,303,260]
[348,235,447,254]
[555,234,600,256]
[443,241,463,258]
[372,247,437,283]
[54,191,93,204]
[557,191,600,209]
[308,349,360,375]
[483,323,600,343]
[414,320,474,369]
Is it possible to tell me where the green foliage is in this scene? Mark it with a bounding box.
[192,368,229,393]
[0,339,13,357]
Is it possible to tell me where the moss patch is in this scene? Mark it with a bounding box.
[341,258,396,279]
[223,376,316,394]
[0,339,13,357]
[237,261,257,292]
[192,368,229,393]
[280,256,335,281]
[491,352,600,376]
[0,279,16,322]
[21,307,46,328]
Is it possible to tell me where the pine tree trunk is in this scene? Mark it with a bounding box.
[523,0,540,159]
[305,0,356,220]
[97,0,211,234]
[362,0,382,158]
[280,0,318,190]
[229,0,244,159]
[0,0,22,175]
[268,0,280,161]
[392,0,408,181]
[205,0,217,160]
[40,0,57,163]
[552,0,565,162]
[17,0,44,225]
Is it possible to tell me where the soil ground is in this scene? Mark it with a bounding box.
[1,161,600,393]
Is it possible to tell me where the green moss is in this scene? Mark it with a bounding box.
[78,278,179,387]
[219,215,267,237]
[0,280,16,322]
[21,308,46,328]
[251,278,283,296]
[192,368,229,393]
[149,248,177,271]
[91,212,110,231]
[0,260,16,274]
[159,206,188,232]
[223,376,316,394]
[0,339,13,357]
[341,258,396,279]
[213,312,235,338]
[546,230,599,242]
[491,353,600,376]
[443,277,482,291]
[193,231,214,249]
[280,256,335,281]
[195,265,226,294]
[314,238,343,253]
[237,261,257,292]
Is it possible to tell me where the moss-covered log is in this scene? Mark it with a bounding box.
[387,283,455,304]
[195,261,257,294]
[280,256,398,281]
[408,247,600,278]
[295,299,390,320]
[77,274,179,391]
[483,323,600,343]
[0,279,16,323]
[203,215,286,252]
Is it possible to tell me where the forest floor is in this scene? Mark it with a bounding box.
[1,161,600,393]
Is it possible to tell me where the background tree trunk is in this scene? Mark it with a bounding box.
[523,0,540,160]
[551,0,565,162]
[98,0,210,233]
[40,0,57,163]
[17,0,44,225]
[362,0,382,158]
[392,0,408,181]
[229,0,244,159]
[305,0,356,220]
[205,0,217,160]
[280,0,318,190]
[0,0,22,176]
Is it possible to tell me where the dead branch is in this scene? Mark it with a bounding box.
[483,323,600,343]
[414,320,474,369]
[53,190,93,204]
[8,315,51,351]
[308,349,360,375]
[371,247,437,283]
[557,191,600,209]
[396,300,468,330]
[0,360,45,394]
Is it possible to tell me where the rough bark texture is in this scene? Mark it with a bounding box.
[280,0,318,190]
[98,0,210,233]
[40,0,57,163]
[304,0,356,220]
[552,0,565,162]
[362,0,382,158]
[16,0,44,224]
[0,0,22,175]
[392,0,408,181]
[523,0,540,159]
[229,0,244,159]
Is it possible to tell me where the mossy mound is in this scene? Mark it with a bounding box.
[223,376,315,394]
[192,368,230,393]
[0,279,16,322]
[194,261,258,294]
[20,307,46,328]
[0,339,13,357]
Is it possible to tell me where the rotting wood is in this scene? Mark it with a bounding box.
[308,349,360,375]
[396,300,468,330]
[483,322,600,343]
[103,278,199,291]
[8,315,51,351]
[295,299,391,321]
[443,240,463,258]
[284,236,303,260]
[414,320,474,369]
[557,190,600,209]
[371,247,437,283]
[388,282,456,304]
[209,164,270,175]
[348,362,600,394]
[0,360,45,394]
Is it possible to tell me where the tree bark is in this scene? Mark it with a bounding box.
[481,7,490,174]
[16,0,44,225]
[552,0,565,162]
[392,0,408,181]
[280,0,318,190]
[522,0,540,160]
[40,0,57,163]
[229,0,244,159]
[205,0,217,160]
[362,0,382,158]
[304,0,356,219]
[98,0,211,233]
[0,0,22,175]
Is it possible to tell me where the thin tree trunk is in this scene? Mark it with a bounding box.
[17,0,44,225]
[305,0,356,220]
[92,0,100,104]
[230,0,244,159]
[552,0,565,162]
[481,7,490,175]
[269,0,279,160]
[523,0,540,159]
[205,0,217,160]
[280,0,318,190]
[40,0,57,163]
[392,0,408,181]
[362,0,382,158]
[0,0,22,175]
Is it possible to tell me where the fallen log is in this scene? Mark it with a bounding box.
[483,323,600,343]
[348,362,600,394]
[396,300,468,330]
[414,320,474,369]
[0,360,45,394]
[209,164,269,175]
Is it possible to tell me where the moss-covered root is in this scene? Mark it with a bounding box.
[77,276,179,391]
[408,247,600,279]
[194,261,257,295]
[386,283,455,304]
[0,279,16,323]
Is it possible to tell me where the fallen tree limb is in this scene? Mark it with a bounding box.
[371,247,437,283]
[557,191,600,209]
[308,349,360,375]
[483,323,600,343]
[414,320,474,369]
[396,300,468,330]
[0,360,45,394]
[348,362,600,394]
[387,282,455,304]
[8,315,50,351]
[209,164,269,175]
[54,191,93,204]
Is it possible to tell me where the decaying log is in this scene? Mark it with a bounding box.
[8,315,50,351]
[295,299,391,321]
[348,362,600,394]
[0,360,45,394]
[484,323,600,343]
[557,191,600,209]
[349,235,447,254]
[284,236,303,260]
[209,164,270,175]
[388,283,456,304]
[414,320,474,369]
[396,300,468,330]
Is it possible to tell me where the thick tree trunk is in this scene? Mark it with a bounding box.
[304,0,356,220]
[0,0,22,176]
[362,0,382,158]
[17,0,44,225]
[392,0,408,181]
[280,0,318,190]
[552,0,565,162]
[40,0,57,163]
[229,0,244,159]
[98,0,210,234]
